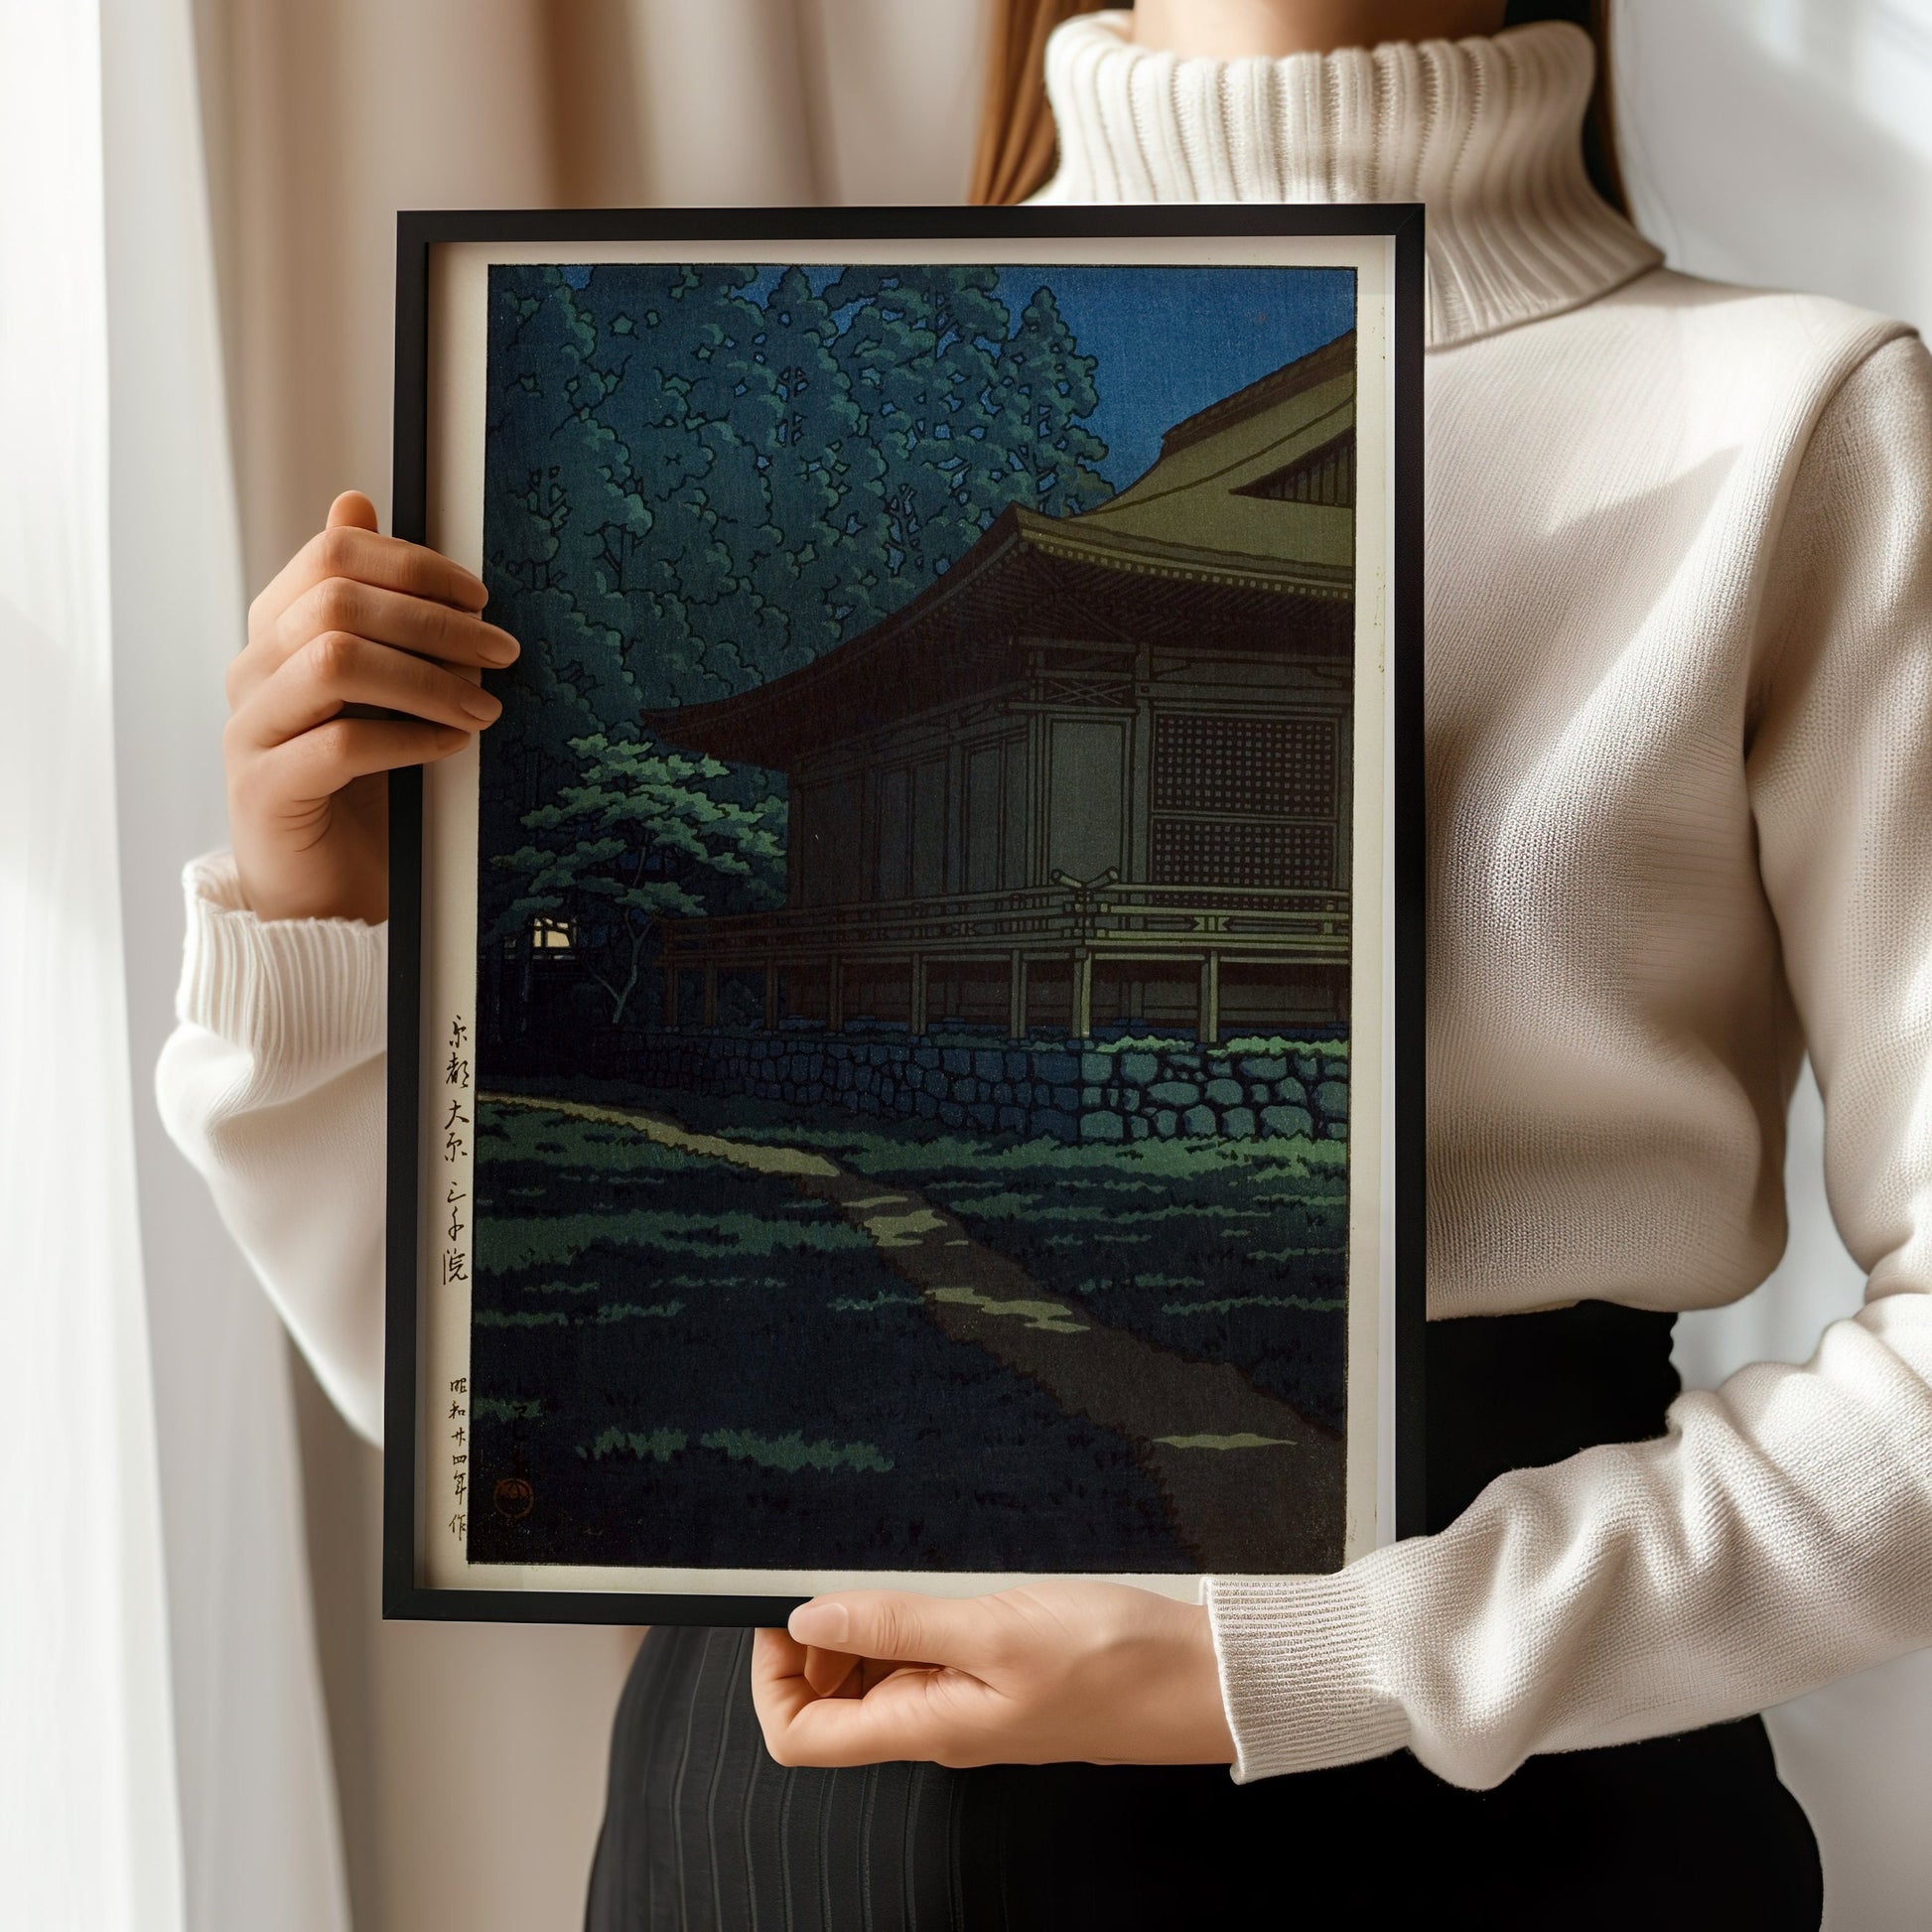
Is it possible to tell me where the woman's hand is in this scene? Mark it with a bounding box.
[224,489,518,923]
[751,1581,1236,1770]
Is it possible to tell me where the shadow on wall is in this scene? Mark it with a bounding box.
[1618,0,1932,329]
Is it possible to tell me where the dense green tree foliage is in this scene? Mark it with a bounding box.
[480,261,1112,1030]
[489,737,784,1026]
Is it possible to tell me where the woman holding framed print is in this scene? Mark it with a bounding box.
[161,0,1932,1925]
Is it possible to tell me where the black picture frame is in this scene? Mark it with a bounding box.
[384,205,1426,1625]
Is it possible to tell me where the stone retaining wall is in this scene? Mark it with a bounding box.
[612,1030,1348,1145]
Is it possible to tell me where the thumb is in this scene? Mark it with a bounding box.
[327,488,380,533]
[787,1589,996,1668]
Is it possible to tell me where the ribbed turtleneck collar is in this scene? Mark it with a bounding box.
[1035,13,1662,348]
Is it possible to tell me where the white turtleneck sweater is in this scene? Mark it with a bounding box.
[159,16,1932,1792]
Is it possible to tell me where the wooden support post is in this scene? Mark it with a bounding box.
[1071,952,1093,1040]
[1008,950,1028,1039]
[1198,951,1221,1045]
[661,962,678,1029]
[909,954,928,1035]
[762,960,779,1031]
[827,957,845,1033]
[702,964,718,1030]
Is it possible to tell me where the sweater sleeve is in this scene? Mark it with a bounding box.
[155,852,389,1446]
[1204,334,1932,1789]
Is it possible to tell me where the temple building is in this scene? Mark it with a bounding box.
[646,328,1357,1044]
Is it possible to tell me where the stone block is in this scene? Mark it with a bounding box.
[939,1102,966,1127]
[1324,1122,1349,1142]
[998,1106,1028,1131]
[916,1093,939,1118]
[1260,1105,1314,1139]
[1295,1051,1321,1081]
[1081,1085,1103,1107]
[1223,1107,1258,1139]
[1081,1050,1112,1082]
[1273,1077,1308,1105]
[1181,1105,1217,1137]
[942,1048,972,1075]
[975,1049,1005,1080]
[1080,1111,1127,1142]
[1117,1051,1161,1086]
[993,1082,1014,1104]
[1238,1055,1289,1080]
[1315,1079,1350,1121]
[1204,1078,1245,1107]
[1034,1108,1078,1143]
[1155,1110,1178,1138]
[1148,1080,1199,1106]
[1035,1052,1080,1084]
[970,1103,998,1131]
[1052,1085,1081,1110]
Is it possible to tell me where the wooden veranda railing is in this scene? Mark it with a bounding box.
[655,878,1349,1041]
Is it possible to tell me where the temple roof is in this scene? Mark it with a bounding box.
[646,328,1356,770]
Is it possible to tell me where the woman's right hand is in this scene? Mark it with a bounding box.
[224,489,518,923]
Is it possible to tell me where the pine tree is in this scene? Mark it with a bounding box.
[995,285,1114,519]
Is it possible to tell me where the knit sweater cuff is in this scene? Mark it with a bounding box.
[1205,1570,1410,1782]
[176,852,388,1094]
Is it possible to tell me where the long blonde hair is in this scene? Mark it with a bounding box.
[968,0,1632,214]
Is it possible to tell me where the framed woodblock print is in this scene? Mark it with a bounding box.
[384,207,1424,1624]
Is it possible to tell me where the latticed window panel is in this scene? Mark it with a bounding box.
[1153,713,1336,818]
[1150,817,1335,889]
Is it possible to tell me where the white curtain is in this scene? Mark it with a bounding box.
[103,0,355,1924]
[2,0,349,1926]
[0,5,191,1930]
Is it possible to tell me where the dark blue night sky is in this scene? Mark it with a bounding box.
[992,265,1354,485]
[730,261,1356,490]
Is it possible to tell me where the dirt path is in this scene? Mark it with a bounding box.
[482,1091,1343,1572]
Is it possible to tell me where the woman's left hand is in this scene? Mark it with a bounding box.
[750,1580,1236,1769]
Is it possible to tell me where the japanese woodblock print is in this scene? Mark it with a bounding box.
[402,221,1414,1614]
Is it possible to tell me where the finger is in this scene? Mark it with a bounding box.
[248,516,487,644]
[751,1627,940,1702]
[237,716,472,812]
[754,1645,992,1770]
[802,1646,860,1699]
[327,489,380,534]
[861,1655,934,1694]
[263,578,517,684]
[233,631,500,752]
[786,1591,1002,1670]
